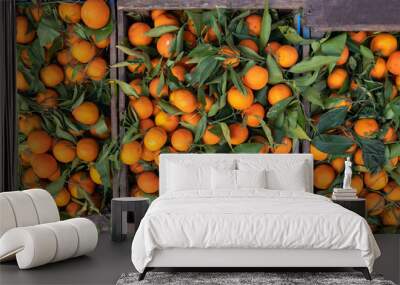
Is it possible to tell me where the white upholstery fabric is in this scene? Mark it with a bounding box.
[65,218,98,257]
[24,189,60,223]
[0,196,17,237]
[1,191,40,227]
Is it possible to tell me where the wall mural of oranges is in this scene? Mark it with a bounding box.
[16,1,400,233]
[16,0,116,219]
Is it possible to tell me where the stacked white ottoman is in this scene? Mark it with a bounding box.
[0,189,98,269]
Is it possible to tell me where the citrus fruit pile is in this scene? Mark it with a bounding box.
[16,0,115,218]
[303,32,400,232]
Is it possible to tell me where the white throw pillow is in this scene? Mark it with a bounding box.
[167,163,211,191]
[236,169,267,189]
[211,168,237,190]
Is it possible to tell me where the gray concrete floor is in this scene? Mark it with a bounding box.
[0,232,133,285]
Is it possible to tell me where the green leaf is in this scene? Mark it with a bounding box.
[312,134,354,154]
[303,86,324,108]
[234,143,263,153]
[278,26,314,45]
[358,138,386,173]
[114,79,139,97]
[145,25,179,37]
[266,54,283,84]
[194,115,207,143]
[360,45,374,61]
[288,125,311,141]
[320,33,347,56]
[46,170,69,196]
[37,18,61,47]
[229,67,247,95]
[267,97,293,119]
[388,143,400,159]
[219,122,231,147]
[294,71,320,87]
[116,45,152,70]
[260,121,274,146]
[156,72,165,97]
[157,100,182,115]
[316,107,348,133]
[259,0,271,50]
[289,56,339,73]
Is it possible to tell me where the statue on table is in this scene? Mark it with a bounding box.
[343,157,353,189]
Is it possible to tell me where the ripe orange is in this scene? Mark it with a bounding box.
[71,40,96,63]
[267,84,292,105]
[91,35,110,49]
[202,96,215,113]
[129,162,144,174]
[181,112,201,127]
[183,31,196,48]
[120,141,142,165]
[310,144,328,161]
[48,168,61,182]
[219,46,240,68]
[239,39,259,53]
[130,96,153,119]
[313,164,336,189]
[151,9,166,20]
[243,65,269,90]
[327,68,348,90]
[229,123,248,145]
[351,175,364,195]
[387,51,400,75]
[66,202,81,217]
[370,33,398,57]
[58,3,81,23]
[16,71,29,92]
[141,146,156,162]
[20,48,32,67]
[65,24,80,46]
[227,86,254,110]
[18,114,41,136]
[171,128,193,151]
[395,75,400,88]
[170,89,197,113]
[391,85,398,100]
[54,188,71,207]
[354,148,364,165]
[139,118,155,134]
[171,64,186,82]
[27,130,52,154]
[68,171,95,198]
[127,55,146,73]
[265,41,281,55]
[381,207,400,226]
[53,140,76,163]
[275,45,299,68]
[203,26,218,43]
[336,46,349,65]
[65,65,86,84]
[22,168,40,188]
[137,171,159,194]
[245,14,262,36]
[87,57,107,81]
[16,16,35,44]
[57,49,72,66]
[331,157,345,173]
[353,118,379,137]
[383,181,400,202]
[40,64,64,87]
[364,170,389,190]
[149,77,169,98]
[76,138,99,162]
[154,13,179,27]
[128,22,152,46]
[89,166,102,185]
[35,89,59,109]
[202,125,220,145]
[128,79,143,96]
[144,127,167,151]
[81,0,110,29]
[383,127,398,143]
[251,136,269,153]
[370,57,387,80]
[157,33,176,58]
[328,94,352,109]
[271,137,292,153]
[30,6,43,22]
[31,153,58,179]
[155,111,179,132]
[349,31,367,45]
[366,192,385,215]
[243,103,265,127]
[72,102,99,125]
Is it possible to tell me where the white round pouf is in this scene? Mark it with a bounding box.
[23,189,60,224]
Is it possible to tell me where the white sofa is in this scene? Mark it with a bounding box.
[0,189,98,269]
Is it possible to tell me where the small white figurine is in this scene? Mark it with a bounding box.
[343,157,353,189]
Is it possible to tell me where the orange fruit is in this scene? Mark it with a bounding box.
[383,127,398,143]
[170,89,197,113]
[30,6,43,22]
[275,45,298,68]
[383,181,400,202]
[327,68,348,90]
[243,65,269,90]
[245,14,262,36]
[203,26,218,43]
[54,188,71,207]
[203,96,215,113]
[181,112,201,127]
[120,141,142,165]
[91,34,110,49]
[141,146,156,162]
[81,0,110,29]
[58,3,81,23]
[152,100,161,115]
[130,96,153,119]
[219,46,240,68]
[336,46,349,65]
[87,57,107,81]
[129,162,144,174]
[365,192,385,216]
[391,85,398,100]
[381,207,400,226]
[351,175,364,195]
[57,49,72,66]
[65,25,80,46]
[151,9,166,20]
[272,137,292,153]
[267,84,292,105]
[155,111,179,132]
[31,153,58,179]
[239,39,259,53]
[130,186,145,197]
[40,64,64,87]
[171,128,193,151]
[171,64,186,81]
[16,71,29,92]
[387,51,400,75]
[229,123,248,145]
[227,86,254,110]
[65,65,86,84]
[328,94,352,109]
[16,16,35,44]
[128,22,152,46]
[144,127,167,151]
[137,172,159,194]
[72,102,100,125]
[370,33,398,57]
[68,171,95,198]
[48,167,61,182]
[370,57,387,80]
[66,202,81,217]
[251,136,270,153]
[349,31,367,45]
[22,168,40,188]
[364,170,389,190]
[353,118,379,137]
[157,33,176,58]
[89,166,102,185]
[127,55,146,73]
[18,114,41,136]
[27,130,52,154]
[139,118,155,134]
[183,31,196,48]
[52,140,76,163]
[128,79,143,96]
[149,77,169,98]
[35,89,59,109]
[265,41,281,55]
[90,117,111,139]
[71,40,96,63]
[20,48,32,67]
[354,148,364,165]
[202,125,221,145]
[243,103,265,127]
[154,13,179,27]
[76,138,99,162]
[395,75,400,88]
[313,164,336,189]
[310,144,328,161]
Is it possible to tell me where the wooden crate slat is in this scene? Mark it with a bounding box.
[305,0,400,31]
[118,0,304,10]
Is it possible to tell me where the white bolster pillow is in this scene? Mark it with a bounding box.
[0,196,17,237]
[0,191,39,227]
[23,189,60,223]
